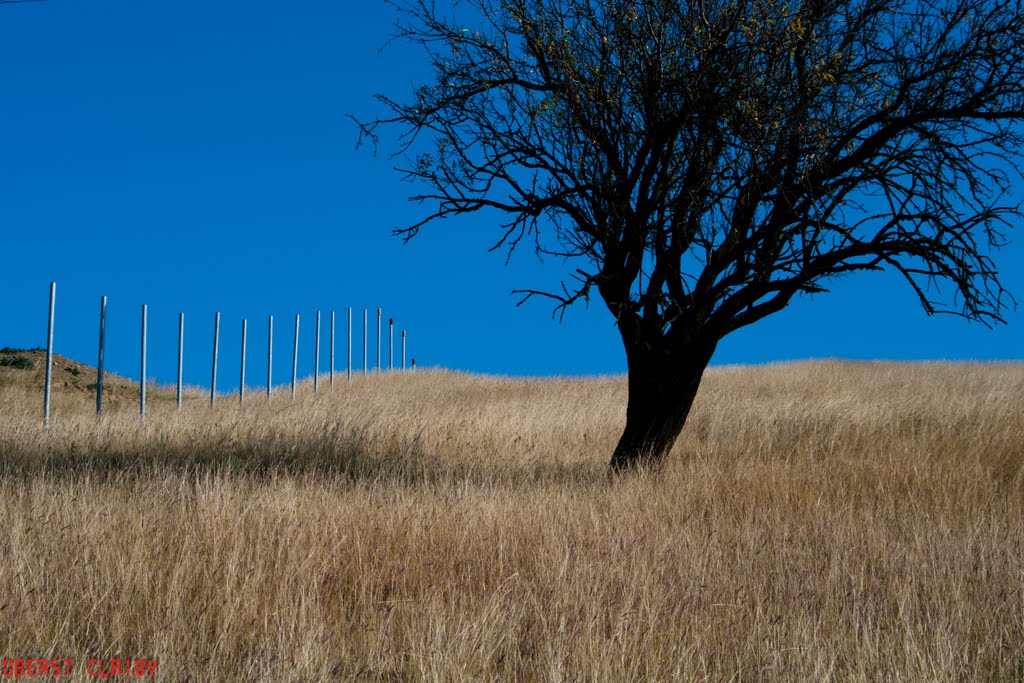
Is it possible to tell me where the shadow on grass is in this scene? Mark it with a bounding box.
[0,429,609,490]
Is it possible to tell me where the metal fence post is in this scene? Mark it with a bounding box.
[97,296,107,417]
[402,330,406,370]
[292,314,299,400]
[389,318,394,371]
[314,311,321,396]
[140,304,147,424]
[240,318,247,404]
[211,312,220,408]
[376,308,382,372]
[177,313,184,415]
[267,315,273,401]
[363,308,367,374]
[43,282,55,432]
[330,311,335,389]
[347,307,352,382]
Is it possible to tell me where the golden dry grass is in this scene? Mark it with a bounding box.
[1,359,1022,681]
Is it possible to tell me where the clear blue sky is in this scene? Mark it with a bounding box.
[1,0,1021,391]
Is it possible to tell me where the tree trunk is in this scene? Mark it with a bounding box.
[608,334,716,474]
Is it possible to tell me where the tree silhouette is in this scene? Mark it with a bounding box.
[359,0,1023,472]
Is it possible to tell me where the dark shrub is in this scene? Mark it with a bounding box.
[0,356,35,370]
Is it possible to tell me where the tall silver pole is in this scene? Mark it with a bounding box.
[376,308,382,371]
[292,314,299,400]
[177,312,184,415]
[97,296,107,417]
[330,311,335,389]
[402,330,406,370]
[211,312,220,408]
[389,318,394,371]
[267,315,273,401]
[347,307,352,382]
[140,304,147,424]
[314,311,321,396]
[43,282,55,432]
[240,318,247,404]
[362,308,367,374]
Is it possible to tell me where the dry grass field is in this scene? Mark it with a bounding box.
[1,349,1022,681]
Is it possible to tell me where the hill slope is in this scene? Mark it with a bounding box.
[0,346,136,393]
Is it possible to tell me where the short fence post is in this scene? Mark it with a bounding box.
[240,318,247,404]
[347,307,352,382]
[362,308,368,374]
[97,296,107,417]
[43,282,55,432]
[402,330,406,370]
[389,318,394,371]
[330,311,335,389]
[292,314,299,400]
[267,315,273,401]
[140,304,147,425]
[376,308,382,372]
[314,311,321,396]
[177,313,184,415]
[211,312,220,408]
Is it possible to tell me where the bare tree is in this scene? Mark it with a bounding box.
[359,0,1023,472]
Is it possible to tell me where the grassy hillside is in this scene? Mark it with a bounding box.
[1,355,1022,680]
[0,347,152,413]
